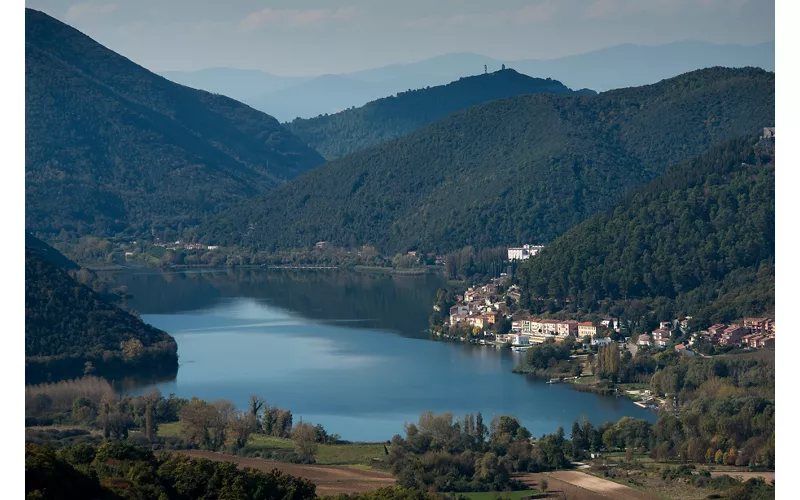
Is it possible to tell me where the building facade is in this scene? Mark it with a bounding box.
[507,244,545,261]
[578,322,597,339]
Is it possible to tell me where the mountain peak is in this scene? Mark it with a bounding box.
[287,70,588,160]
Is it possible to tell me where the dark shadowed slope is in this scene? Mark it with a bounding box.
[286,69,594,160]
[25,8,324,239]
[200,67,774,255]
[25,237,178,383]
[25,233,78,270]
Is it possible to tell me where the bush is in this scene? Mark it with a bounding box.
[539,478,548,492]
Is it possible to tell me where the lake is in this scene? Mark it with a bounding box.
[114,268,655,442]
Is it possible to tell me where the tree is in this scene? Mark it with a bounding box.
[539,478,549,492]
[142,390,161,442]
[120,337,144,361]
[179,398,235,451]
[248,394,265,423]
[99,393,113,439]
[597,344,621,382]
[292,422,318,463]
[71,397,95,424]
[228,411,258,450]
[475,412,487,450]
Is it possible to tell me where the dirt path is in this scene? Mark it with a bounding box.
[545,470,658,500]
[176,450,396,495]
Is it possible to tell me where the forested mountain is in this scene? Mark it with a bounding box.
[25,238,178,383]
[25,8,324,240]
[517,136,775,325]
[286,69,594,160]
[200,67,774,255]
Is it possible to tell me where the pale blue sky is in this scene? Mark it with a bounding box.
[26,0,775,75]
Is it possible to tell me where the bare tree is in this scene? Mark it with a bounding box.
[248,394,265,419]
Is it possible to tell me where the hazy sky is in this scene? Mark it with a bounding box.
[26,0,775,75]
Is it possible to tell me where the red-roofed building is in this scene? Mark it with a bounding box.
[720,325,748,346]
[557,320,579,337]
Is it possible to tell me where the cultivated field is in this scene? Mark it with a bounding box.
[540,470,657,500]
[514,472,620,500]
[177,450,396,495]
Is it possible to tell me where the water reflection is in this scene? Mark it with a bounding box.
[113,269,656,441]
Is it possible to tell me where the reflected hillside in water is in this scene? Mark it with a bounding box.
[111,269,446,339]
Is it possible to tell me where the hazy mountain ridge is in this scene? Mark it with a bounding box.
[167,41,773,120]
[159,67,311,100]
[200,67,774,255]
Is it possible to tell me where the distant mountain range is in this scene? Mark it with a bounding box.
[199,67,775,255]
[160,67,311,101]
[162,40,774,121]
[286,69,595,160]
[25,8,324,240]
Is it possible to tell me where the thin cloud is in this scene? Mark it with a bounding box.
[238,6,365,32]
[64,2,119,22]
[405,1,562,30]
[406,0,747,28]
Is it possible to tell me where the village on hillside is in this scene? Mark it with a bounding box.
[431,245,776,358]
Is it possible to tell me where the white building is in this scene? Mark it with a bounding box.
[513,335,531,346]
[507,244,545,261]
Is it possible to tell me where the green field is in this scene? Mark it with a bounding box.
[157,422,388,466]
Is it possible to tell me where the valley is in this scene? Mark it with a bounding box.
[22,5,777,500]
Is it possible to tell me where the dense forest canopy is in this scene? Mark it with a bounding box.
[25,239,177,383]
[25,8,324,241]
[200,67,774,255]
[286,69,594,160]
[516,136,775,325]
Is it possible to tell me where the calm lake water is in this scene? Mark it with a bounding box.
[115,269,655,442]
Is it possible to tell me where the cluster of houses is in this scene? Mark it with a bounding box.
[152,241,219,251]
[688,317,775,349]
[440,266,776,355]
[633,317,776,353]
[635,319,690,348]
[448,280,509,330]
